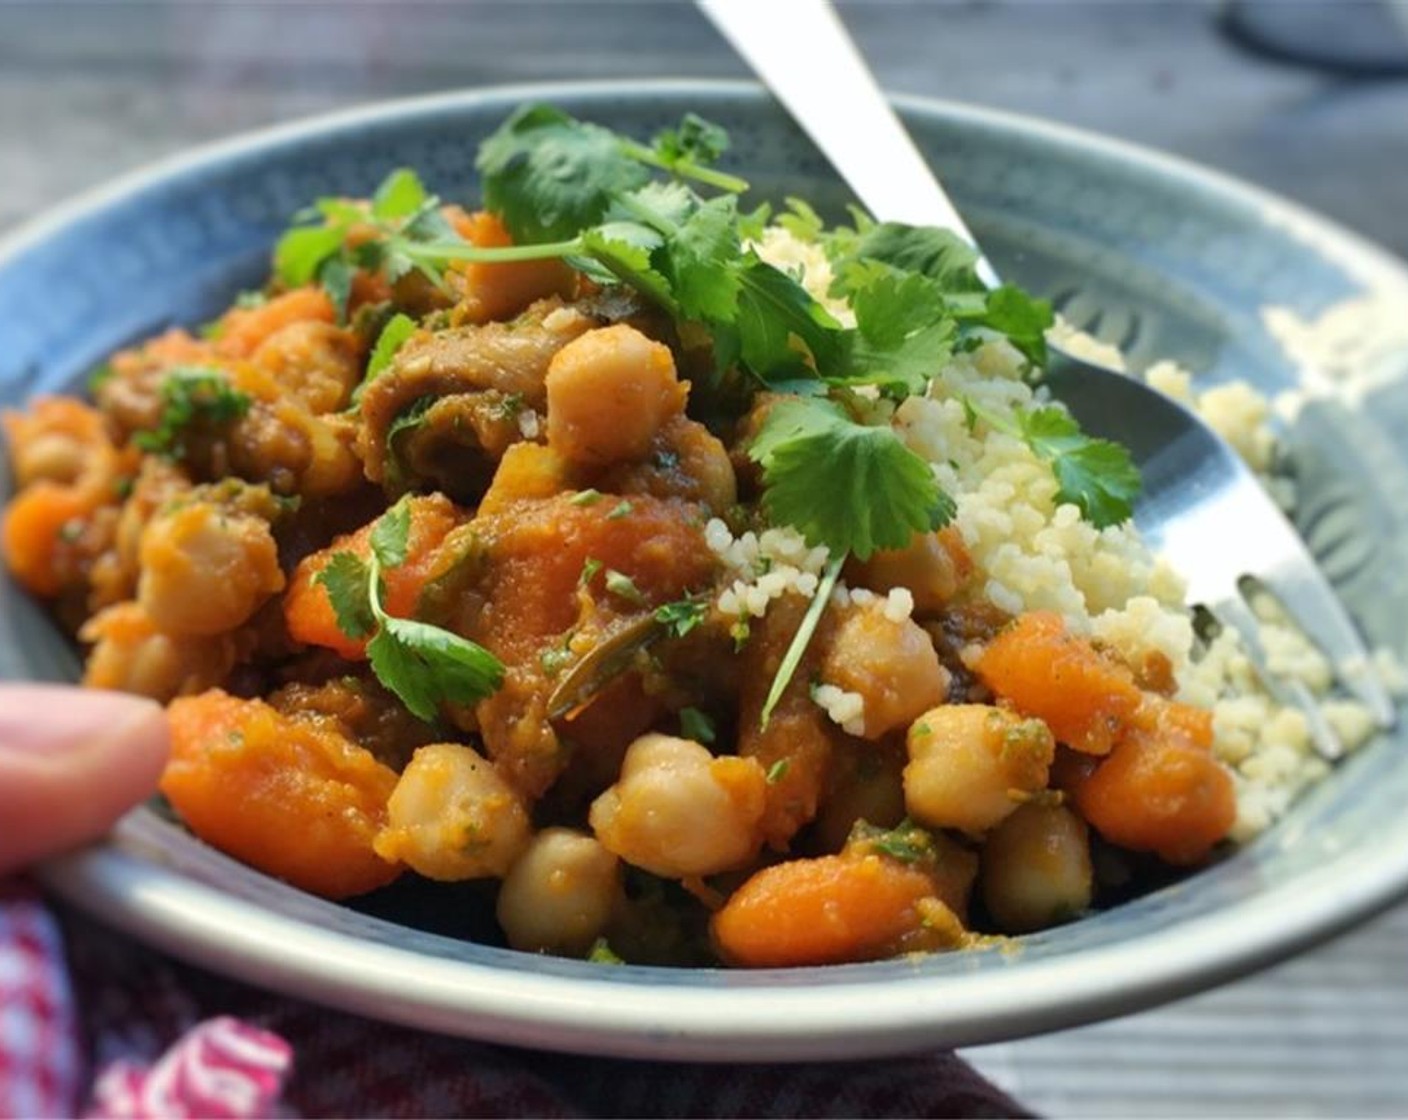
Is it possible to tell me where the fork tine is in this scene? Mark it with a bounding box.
[1209,594,1345,761]
[1254,567,1398,728]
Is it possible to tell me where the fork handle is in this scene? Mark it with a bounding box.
[697,0,1001,288]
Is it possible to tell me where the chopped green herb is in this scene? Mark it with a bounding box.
[766,759,790,785]
[369,496,412,569]
[587,937,624,965]
[654,598,707,639]
[133,367,252,459]
[963,397,1140,528]
[730,619,751,651]
[607,500,634,520]
[383,397,435,486]
[86,363,115,393]
[579,556,603,588]
[313,551,376,641]
[355,312,417,402]
[569,488,604,507]
[315,505,504,720]
[539,644,575,677]
[851,818,934,864]
[679,706,716,745]
[274,166,477,314]
[604,569,647,606]
[367,615,503,723]
[748,397,954,560]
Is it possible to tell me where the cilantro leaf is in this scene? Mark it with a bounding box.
[133,367,252,458]
[578,221,674,309]
[965,398,1141,528]
[654,598,707,638]
[650,113,730,171]
[949,285,1054,367]
[731,259,845,382]
[846,222,984,293]
[274,225,346,288]
[749,397,954,559]
[384,397,435,487]
[836,263,956,395]
[356,312,417,402]
[666,194,744,323]
[477,103,652,244]
[313,552,376,641]
[372,168,429,221]
[370,497,411,569]
[368,617,505,722]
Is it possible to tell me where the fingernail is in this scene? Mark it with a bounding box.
[0,685,164,756]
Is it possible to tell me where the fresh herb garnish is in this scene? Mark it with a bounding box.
[313,497,504,721]
[476,104,746,245]
[354,312,417,402]
[587,937,624,965]
[963,397,1140,528]
[274,167,474,316]
[748,397,954,560]
[579,557,603,589]
[134,367,252,458]
[654,598,708,638]
[679,706,716,745]
[603,569,647,606]
[765,759,790,785]
[851,818,935,864]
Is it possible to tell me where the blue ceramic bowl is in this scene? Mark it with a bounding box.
[7,81,1408,1060]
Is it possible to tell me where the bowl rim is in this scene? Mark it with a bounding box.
[15,78,1408,1061]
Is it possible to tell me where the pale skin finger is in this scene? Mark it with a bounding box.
[0,685,169,874]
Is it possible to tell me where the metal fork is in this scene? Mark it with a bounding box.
[700,0,1397,755]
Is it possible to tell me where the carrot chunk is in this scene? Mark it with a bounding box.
[162,690,401,898]
[1071,699,1234,865]
[1,483,93,597]
[214,287,335,360]
[712,853,950,968]
[976,611,1142,755]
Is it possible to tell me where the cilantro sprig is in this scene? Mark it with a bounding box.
[476,104,747,244]
[748,397,955,560]
[963,397,1141,528]
[134,367,252,459]
[274,168,477,318]
[313,498,505,721]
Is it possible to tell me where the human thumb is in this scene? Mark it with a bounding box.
[0,685,168,874]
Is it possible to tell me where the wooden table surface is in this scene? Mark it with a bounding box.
[3,2,1406,1114]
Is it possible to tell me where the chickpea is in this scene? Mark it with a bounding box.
[251,321,362,414]
[496,828,622,956]
[589,733,767,878]
[545,325,686,467]
[980,801,1093,933]
[820,604,950,739]
[3,397,112,491]
[80,602,236,701]
[848,526,971,614]
[137,502,284,637]
[811,739,907,854]
[374,744,532,881]
[904,704,1055,834]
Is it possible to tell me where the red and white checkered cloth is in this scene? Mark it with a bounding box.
[0,877,1027,1119]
